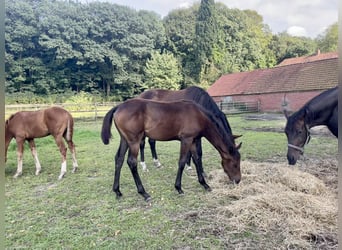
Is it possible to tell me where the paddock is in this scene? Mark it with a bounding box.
[5,113,337,249]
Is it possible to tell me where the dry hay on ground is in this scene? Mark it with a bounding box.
[293,158,338,193]
[203,161,337,249]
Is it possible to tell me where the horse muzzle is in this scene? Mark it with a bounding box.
[233,178,241,184]
[229,174,241,184]
[287,155,297,165]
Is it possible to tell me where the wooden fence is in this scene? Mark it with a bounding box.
[5,100,260,121]
[5,103,121,121]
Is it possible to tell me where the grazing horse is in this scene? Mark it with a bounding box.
[137,86,237,171]
[101,99,241,201]
[5,106,79,179]
[284,86,338,165]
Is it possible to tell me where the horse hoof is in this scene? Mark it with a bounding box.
[35,170,41,176]
[145,196,152,202]
[72,167,78,173]
[115,190,123,199]
[58,172,66,180]
[13,172,22,178]
[177,189,184,195]
[153,159,162,168]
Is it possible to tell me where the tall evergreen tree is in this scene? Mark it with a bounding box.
[192,0,217,85]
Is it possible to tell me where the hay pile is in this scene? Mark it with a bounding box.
[204,161,337,249]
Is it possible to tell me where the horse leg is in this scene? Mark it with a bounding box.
[14,138,25,178]
[113,138,129,198]
[139,137,147,171]
[28,139,42,176]
[66,139,78,173]
[127,143,151,201]
[148,138,161,168]
[174,139,192,194]
[190,140,211,191]
[54,135,67,180]
[194,138,207,178]
[185,151,192,170]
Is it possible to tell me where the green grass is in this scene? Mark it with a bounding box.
[5,114,337,249]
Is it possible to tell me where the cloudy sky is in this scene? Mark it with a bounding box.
[82,0,338,38]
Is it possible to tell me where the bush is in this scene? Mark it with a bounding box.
[5,92,48,104]
[5,90,118,105]
[64,91,96,111]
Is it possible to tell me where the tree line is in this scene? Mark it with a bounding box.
[5,0,338,103]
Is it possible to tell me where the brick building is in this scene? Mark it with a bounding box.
[207,51,338,112]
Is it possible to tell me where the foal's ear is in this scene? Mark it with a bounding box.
[233,134,242,139]
[236,142,242,150]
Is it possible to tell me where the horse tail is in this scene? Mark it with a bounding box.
[101,106,118,145]
[66,118,72,141]
[63,111,74,142]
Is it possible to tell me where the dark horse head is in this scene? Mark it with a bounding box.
[284,108,311,165]
[284,86,338,165]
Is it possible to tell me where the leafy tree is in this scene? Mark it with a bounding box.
[270,32,317,64]
[214,5,277,74]
[5,0,41,93]
[163,6,198,87]
[5,0,167,100]
[143,50,182,90]
[6,0,328,103]
[316,22,338,52]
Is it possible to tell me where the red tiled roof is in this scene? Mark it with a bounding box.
[207,52,338,97]
[277,51,338,66]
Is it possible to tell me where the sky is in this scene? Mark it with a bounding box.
[80,0,338,38]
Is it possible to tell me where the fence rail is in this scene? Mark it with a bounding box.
[5,102,121,121]
[5,100,260,121]
[218,100,260,114]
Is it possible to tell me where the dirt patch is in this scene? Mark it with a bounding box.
[200,161,337,249]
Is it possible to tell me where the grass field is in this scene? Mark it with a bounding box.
[5,114,338,249]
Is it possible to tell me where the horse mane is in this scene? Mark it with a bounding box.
[191,101,239,156]
[185,86,233,134]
